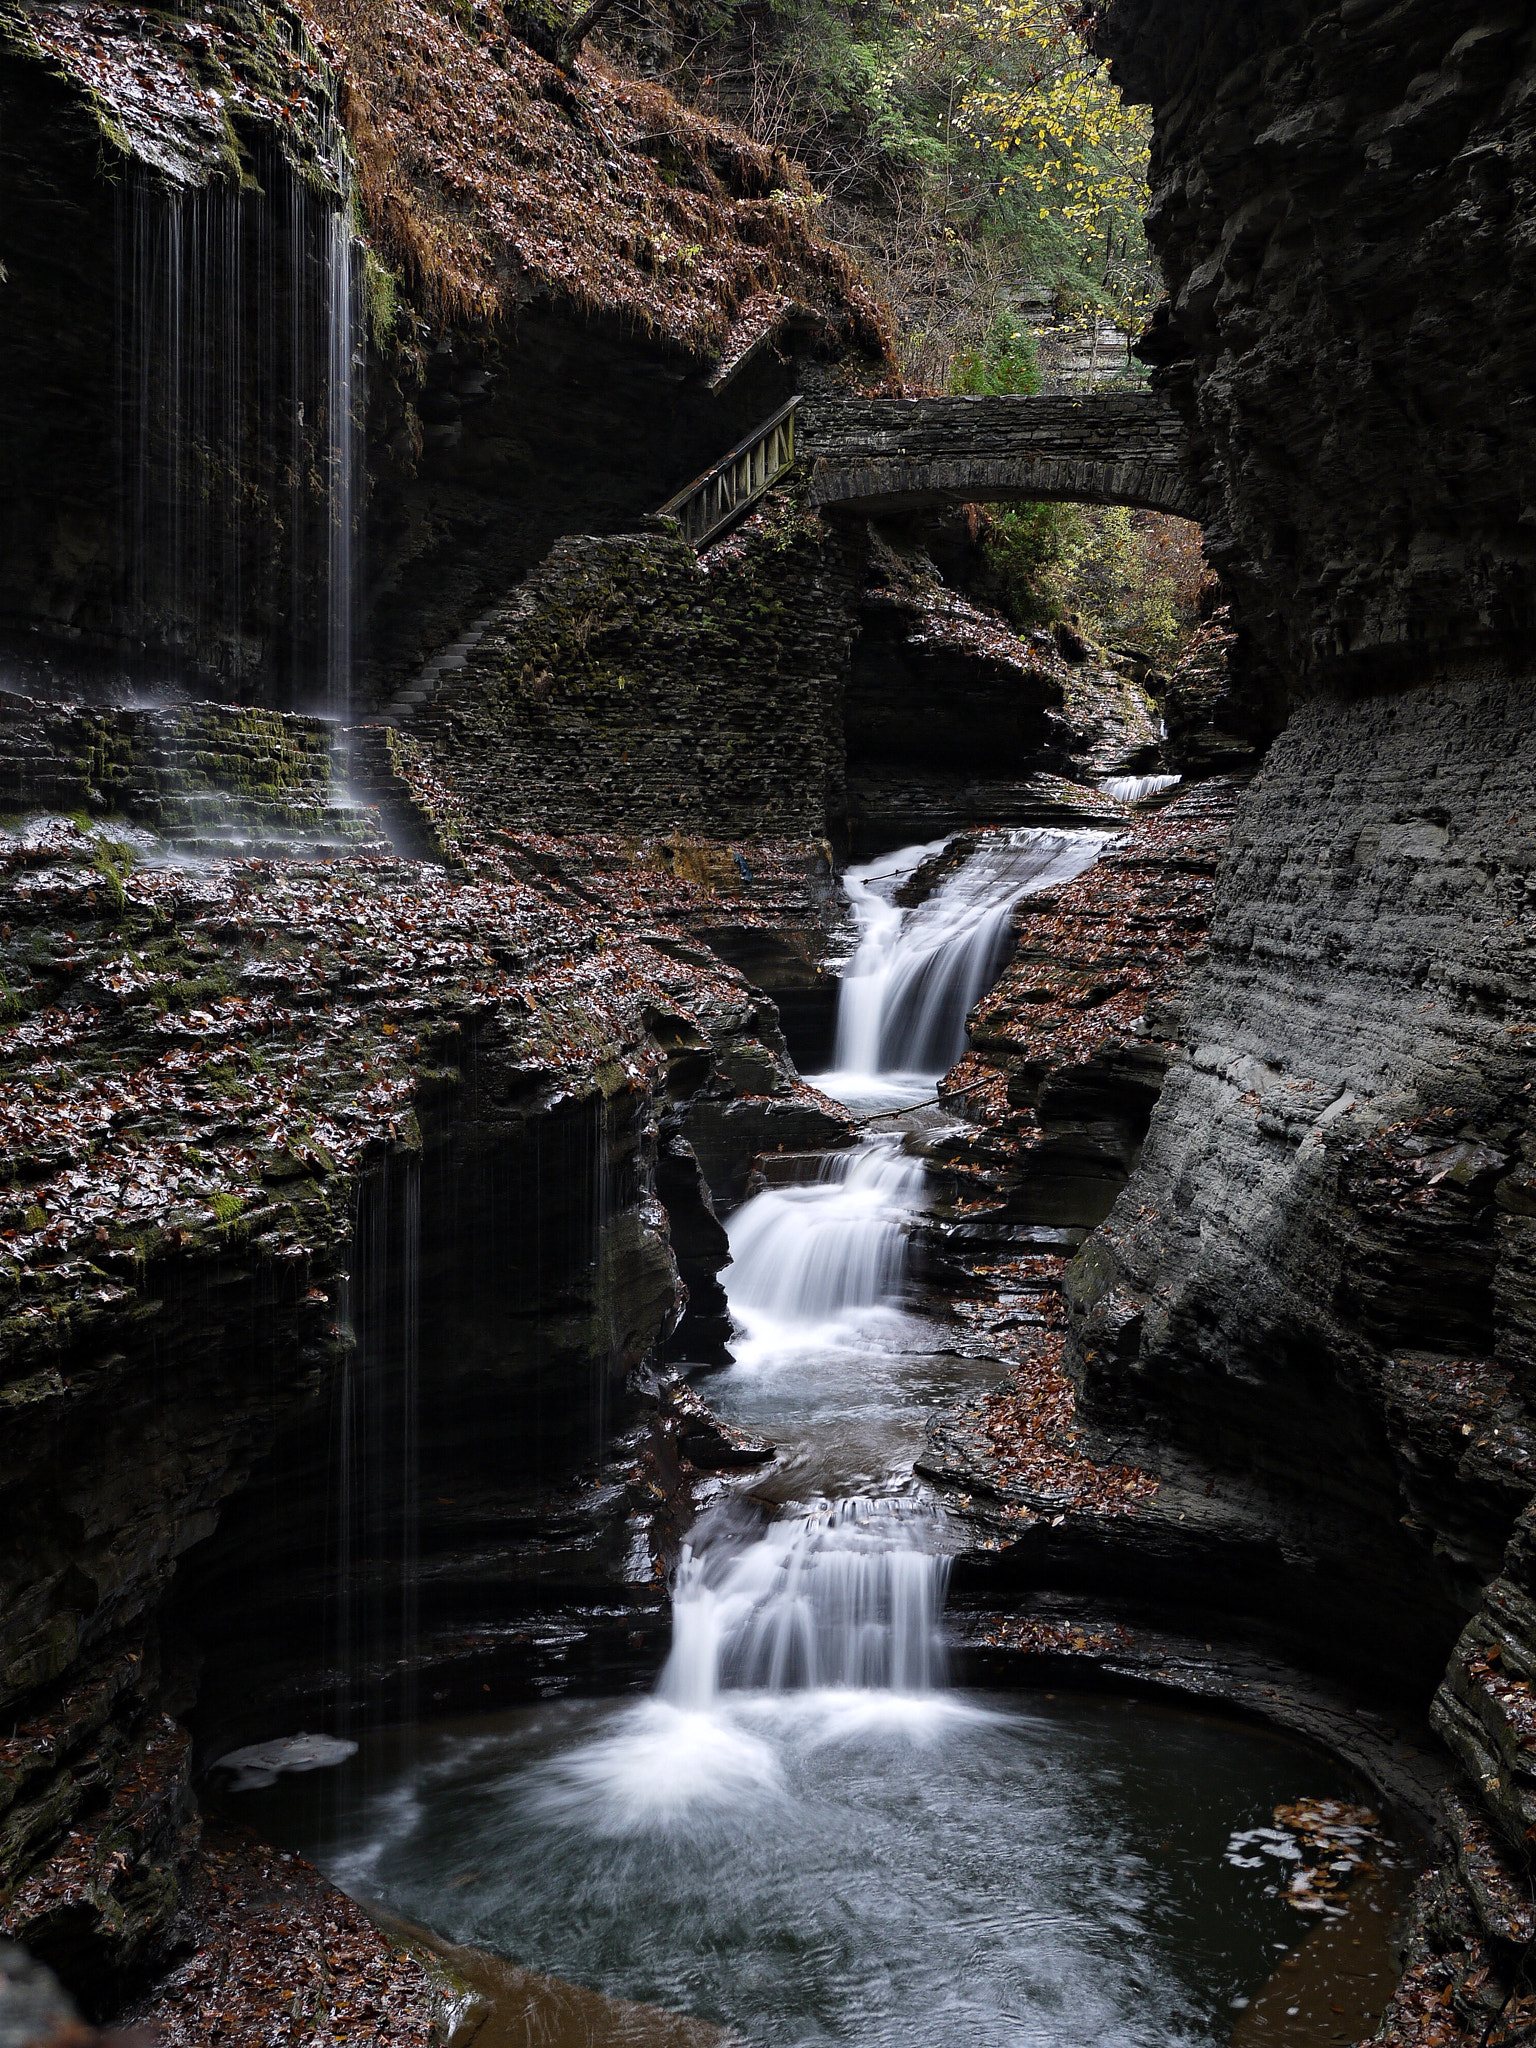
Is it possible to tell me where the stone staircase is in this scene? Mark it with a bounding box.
[376,607,500,727]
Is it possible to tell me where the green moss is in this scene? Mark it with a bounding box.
[166,970,232,1011]
[208,1191,246,1239]
[90,834,135,915]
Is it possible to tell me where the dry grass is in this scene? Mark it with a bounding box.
[304,0,895,358]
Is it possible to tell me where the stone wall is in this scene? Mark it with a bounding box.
[396,492,865,841]
[801,390,1201,520]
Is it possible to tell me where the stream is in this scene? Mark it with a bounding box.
[230,828,1407,2048]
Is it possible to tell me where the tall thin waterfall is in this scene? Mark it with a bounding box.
[119,173,364,704]
[830,829,1110,1080]
[324,207,362,718]
[662,1499,950,1707]
[331,1151,422,1728]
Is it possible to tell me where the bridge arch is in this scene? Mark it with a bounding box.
[798,391,1203,525]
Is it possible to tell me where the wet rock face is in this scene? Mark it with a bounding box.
[0,786,843,2001]
[0,700,384,857]
[1067,671,1536,1680]
[934,780,1241,1239]
[842,534,1161,853]
[0,0,873,705]
[1098,0,1536,726]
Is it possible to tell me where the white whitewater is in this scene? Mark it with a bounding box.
[1102,772,1181,804]
[516,830,1117,1833]
[816,828,1109,1108]
[663,1498,949,1708]
[724,1134,925,1344]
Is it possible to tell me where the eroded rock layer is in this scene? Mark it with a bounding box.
[1099,0,1536,725]
[0,786,845,2008]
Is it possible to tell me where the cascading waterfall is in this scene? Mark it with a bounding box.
[824,827,1110,1087]
[724,1134,926,1334]
[663,1498,949,1708]
[659,1140,947,1706]
[1102,772,1181,804]
[652,838,1119,1722]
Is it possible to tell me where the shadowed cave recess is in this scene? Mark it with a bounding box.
[2,0,1536,2042]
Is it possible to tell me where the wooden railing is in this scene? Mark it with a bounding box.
[656,396,800,548]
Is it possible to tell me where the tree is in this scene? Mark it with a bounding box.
[943,0,1154,326]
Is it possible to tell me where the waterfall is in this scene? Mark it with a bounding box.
[119,172,363,704]
[827,828,1110,1082]
[661,1499,950,1709]
[725,1135,926,1334]
[1102,772,1181,804]
[330,1151,422,1729]
[324,206,362,719]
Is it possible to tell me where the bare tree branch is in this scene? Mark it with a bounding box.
[557,0,623,64]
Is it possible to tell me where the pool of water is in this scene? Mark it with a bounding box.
[694,1316,999,1501]
[233,1689,1390,2048]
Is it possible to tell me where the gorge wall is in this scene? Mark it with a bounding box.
[0,0,885,708]
[1030,1,1536,2037]
[12,0,1536,2036]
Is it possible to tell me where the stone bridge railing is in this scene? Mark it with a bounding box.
[797,390,1202,523]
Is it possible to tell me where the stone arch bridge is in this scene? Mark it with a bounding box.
[656,390,1203,546]
[799,391,1202,523]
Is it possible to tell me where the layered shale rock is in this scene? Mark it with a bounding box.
[1067,663,1536,1666]
[1054,666,1536,2037]
[843,530,1161,853]
[0,763,845,2006]
[1099,0,1536,730]
[957,6,1536,2033]
[928,780,1242,1240]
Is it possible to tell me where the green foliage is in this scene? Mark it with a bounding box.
[684,0,1157,384]
[985,500,1215,658]
[949,315,1040,395]
[1056,505,1213,662]
[362,247,400,350]
[984,501,1084,626]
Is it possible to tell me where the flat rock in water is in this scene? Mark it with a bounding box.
[210,1732,358,1791]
